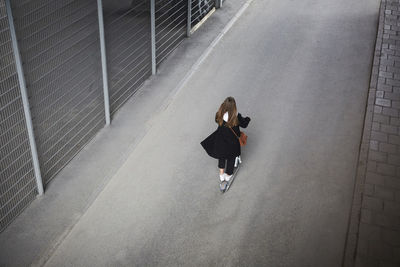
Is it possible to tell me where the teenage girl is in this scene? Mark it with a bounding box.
[201,97,251,182]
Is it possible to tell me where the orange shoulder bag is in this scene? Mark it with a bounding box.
[229,127,247,146]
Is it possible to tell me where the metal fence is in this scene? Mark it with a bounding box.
[11,0,105,183]
[0,0,37,232]
[0,0,218,233]
[155,0,187,66]
[104,0,152,113]
[191,0,214,27]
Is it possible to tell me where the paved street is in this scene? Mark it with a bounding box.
[0,0,380,266]
[42,0,380,266]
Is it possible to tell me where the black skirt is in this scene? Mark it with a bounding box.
[201,113,250,159]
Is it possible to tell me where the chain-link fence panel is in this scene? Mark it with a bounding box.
[191,0,214,28]
[103,0,152,114]
[10,0,105,184]
[0,0,37,233]
[155,0,187,66]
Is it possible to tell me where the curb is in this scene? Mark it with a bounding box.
[342,1,385,266]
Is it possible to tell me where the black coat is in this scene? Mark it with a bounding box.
[201,113,251,159]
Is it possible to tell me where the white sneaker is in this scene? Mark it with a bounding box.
[224,173,232,182]
[238,156,242,164]
[219,174,225,182]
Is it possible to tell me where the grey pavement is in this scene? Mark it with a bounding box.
[346,0,400,266]
[1,0,380,266]
[0,0,247,266]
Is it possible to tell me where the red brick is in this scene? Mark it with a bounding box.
[384,201,400,214]
[371,131,388,142]
[373,122,381,131]
[386,78,400,87]
[378,83,393,92]
[370,140,379,150]
[382,229,400,246]
[379,143,397,153]
[394,247,400,262]
[377,90,385,98]
[376,98,392,107]
[393,86,400,94]
[379,261,399,267]
[392,100,400,108]
[368,240,393,260]
[357,237,369,256]
[373,212,398,228]
[390,117,400,126]
[355,255,379,267]
[396,190,400,202]
[381,124,398,134]
[388,154,400,165]
[381,58,395,68]
[363,196,384,211]
[365,183,375,196]
[388,135,400,145]
[385,92,400,100]
[359,223,382,240]
[377,163,397,176]
[375,106,383,114]
[368,161,378,172]
[382,107,399,117]
[385,176,400,189]
[374,185,395,200]
[361,209,373,223]
[366,172,385,185]
[369,151,388,162]
[374,114,390,124]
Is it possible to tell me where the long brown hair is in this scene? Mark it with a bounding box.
[215,97,239,127]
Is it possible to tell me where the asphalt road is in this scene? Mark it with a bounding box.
[45,0,379,266]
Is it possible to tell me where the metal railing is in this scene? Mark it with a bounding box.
[0,0,38,232]
[191,0,214,28]
[0,0,220,233]
[10,0,105,184]
[104,0,152,114]
[155,0,187,66]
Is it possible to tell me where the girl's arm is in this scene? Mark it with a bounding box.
[238,113,251,128]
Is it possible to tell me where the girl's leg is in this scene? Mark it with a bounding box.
[225,158,235,176]
[218,159,225,179]
[218,158,225,173]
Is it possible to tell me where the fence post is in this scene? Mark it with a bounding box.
[5,0,44,195]
[150,0,156,75]
[187,0,192,36]
[97,0,111,125]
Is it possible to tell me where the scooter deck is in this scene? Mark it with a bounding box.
[219,164,240,193]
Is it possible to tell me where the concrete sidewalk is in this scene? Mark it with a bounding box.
[0,0,247,266]
[1,0,380,266]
